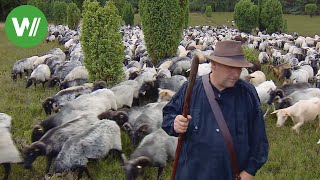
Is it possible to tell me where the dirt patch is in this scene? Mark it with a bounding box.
[0,22,4,28]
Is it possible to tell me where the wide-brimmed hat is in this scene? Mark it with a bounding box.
[206,40,253,68]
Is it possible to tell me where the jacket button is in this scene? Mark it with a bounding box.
[195,126,198,130]
[216,128,220,132]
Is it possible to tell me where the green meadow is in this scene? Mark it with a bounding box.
[0,12,319,179]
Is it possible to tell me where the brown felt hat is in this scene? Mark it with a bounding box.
[207,40,253,68]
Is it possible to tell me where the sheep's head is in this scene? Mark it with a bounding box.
[122,122,133,136]
[23,141,46,169]
[42,97,56,115]
[132,123,151,146]
[92,80,107,91]
[26,78,34,88]
[48,77,60,87]
[98,110,129,127]
[31,125,45,142]
[271,109,290,127]
[124,156,151,180]
[11,72,17,81]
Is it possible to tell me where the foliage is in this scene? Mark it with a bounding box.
[181,0,190,28]
[260,0,283,33]
[52,1,68,25]
[81,0,124,85]
[205,5,213,17]
[139,0,184,64]
[128,0,139,13]
[66,2,81,29]
[305,3,318,17]
[189,0,215,12]
[242,46,259,63]
[234,0,258,33]
[112,0,126,15]
[122,2,134,25]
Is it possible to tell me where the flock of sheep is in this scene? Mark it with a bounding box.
[1,23,320,179]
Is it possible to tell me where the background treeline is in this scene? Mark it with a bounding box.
[1,0,320,21]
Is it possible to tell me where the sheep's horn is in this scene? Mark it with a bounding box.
[131,156,151,167]
[122,122,132,132]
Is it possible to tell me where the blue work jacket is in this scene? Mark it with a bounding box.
[162,76,268,180]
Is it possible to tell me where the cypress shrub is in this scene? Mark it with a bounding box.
[305,4,318,17]
[205,5,213,17]
[81,0,124,85]
[52,1,68,25]
[122,2,134,25]
[260,0,283,33]
[234,0,258,33]
[139,0,184,64]
[67,2,81,30]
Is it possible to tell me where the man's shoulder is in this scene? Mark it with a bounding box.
[236,79,257,93]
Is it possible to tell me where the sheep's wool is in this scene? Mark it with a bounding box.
[0,113,22,163]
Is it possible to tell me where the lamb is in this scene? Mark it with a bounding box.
[245,70,266,86]
[53,120,125,179]
[23,114,100,173]
[271,97,320,133]
[123,101,167,146]
[26,64,51,90]
[33,54,53,69]
[0,113,22,180]
[255,80,277,117]
[124,129,177,180]
[157,88,176,102]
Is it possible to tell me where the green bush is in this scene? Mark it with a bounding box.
[81,0,124,85]
[205,5,213,17]
[181,0,190,28]
[305,4,318,17]
[27,0,50,20]
[52,1,68,25]
[67,2,81,30]
[113,0,126,15]
[234,0,258,33]
[260,0,283,33]
[122,2,134,25]
[139,0,185,64]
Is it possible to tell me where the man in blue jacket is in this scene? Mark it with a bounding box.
[162,40,268,180]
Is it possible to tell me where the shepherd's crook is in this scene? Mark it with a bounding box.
[170,54,200,180]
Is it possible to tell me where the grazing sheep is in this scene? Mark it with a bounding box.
[42,83,103,115]
[111,84,135,108]
[23,115,99,173]
[0,113,22,180]
[11,56,38,81]
[271,97,320,133]
[33,54,53,70]
[255,80,277,117]
[258,52,269,64]
[124,129,177,180]
[276,88,320,109]
[62,66,88,84]
[267,64,292,80]
[26,64,51,90]
[60,78,88,89]
[123,101,167,146]
[53,120,125,179]
[48,60,82,87]
[32,88,118,142]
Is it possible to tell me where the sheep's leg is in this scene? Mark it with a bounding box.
[42,82,46,92]
[19,72,22,79]
[77,167,92,180]
[3,163,11,180]
[292,121,304,134]
[113,149,126,164]
[263,105,270,119]
[45,156,53,173]
[34,82,37,91]
[157,167,164,180]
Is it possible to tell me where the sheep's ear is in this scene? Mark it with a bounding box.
[158,88,162,91]
[271,110,279,114]
[137,123,148,133]
[122,122,132,133]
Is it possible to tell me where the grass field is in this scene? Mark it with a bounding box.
[0,12,320,179]
[135,12,320,37]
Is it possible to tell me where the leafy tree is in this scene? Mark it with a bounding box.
[180,0,190,28]
[67,2,81,29]
[260,0,283,33]
[205,5,213,17]
[139,0,185,64]
[122,2,134,25]
[305,3,318,17]
[234,0,258,33]
[53,1,68,25]
[81,0,124,85]
[113,0,126,15]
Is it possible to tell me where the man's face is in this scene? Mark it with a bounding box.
[212,62,242,89]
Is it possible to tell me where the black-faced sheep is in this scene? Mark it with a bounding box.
[24,115,100,173]
[11,56,38,81]
[0,113,22,180]
[97,110,129,127]
[26,64,51,90]
[124,129,177,180]
[53,120,124,179]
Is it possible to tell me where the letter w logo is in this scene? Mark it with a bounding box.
[12,17,41,37]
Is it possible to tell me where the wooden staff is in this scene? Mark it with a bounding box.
[170,54,200,180]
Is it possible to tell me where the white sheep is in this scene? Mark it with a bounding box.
[246,70,266,86]
[271,97,320,133]
[110,84,135,108]
[63,66,88,82]
[53,120,124,179]
[26,64,51,90]
[258,52,269,64]
[0,113,22,180]
[11,56,38,80]
[33,54,53,69]
[255,80,277,117]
